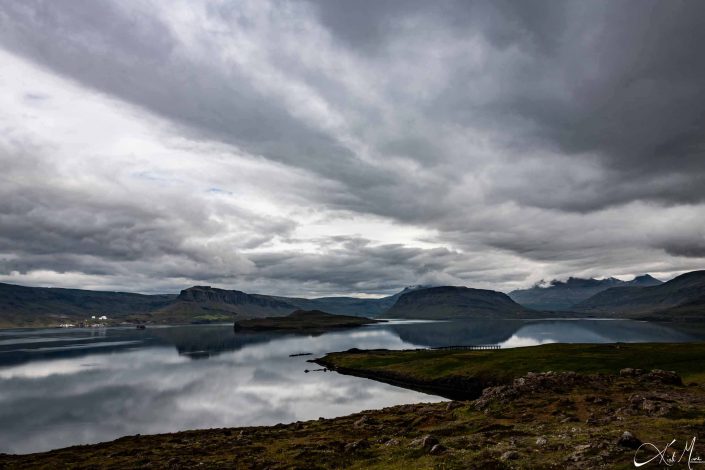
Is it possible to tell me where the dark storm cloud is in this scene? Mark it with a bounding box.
[4,0,705,212]
[240,236,530,295]
[313,0,705,204]
[306,0,569,54]
[249,240,452,290]
[1,0,704,294]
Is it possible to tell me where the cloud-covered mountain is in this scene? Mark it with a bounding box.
[508,275,662,311]
[575,271,705,320]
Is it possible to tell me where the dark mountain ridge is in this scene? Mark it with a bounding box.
[385,286,534,319]
[1,271,701,328]
[575,270,705,320]
[0,282,176,327]
[165,285,298,319]
[508,274,662,311]
[277,284,430,317]
[0,282,426,327]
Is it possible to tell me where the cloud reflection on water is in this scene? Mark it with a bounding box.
[0,319,700,454]
[0,327,440,454]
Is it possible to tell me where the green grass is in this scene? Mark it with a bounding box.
[322,342,705,384]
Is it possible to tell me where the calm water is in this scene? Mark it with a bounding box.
[0,318,701,454]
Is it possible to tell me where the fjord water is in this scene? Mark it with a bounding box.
[0,319,700,454]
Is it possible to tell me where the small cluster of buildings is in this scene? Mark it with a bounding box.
[58,315,109,328]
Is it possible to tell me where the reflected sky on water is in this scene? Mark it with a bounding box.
[0,318,701,453]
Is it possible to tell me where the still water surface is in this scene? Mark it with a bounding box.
[0,318,700,453]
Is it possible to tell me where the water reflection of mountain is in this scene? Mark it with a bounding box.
[503,319,695,345]
[0,328,150,367]
[385,320,520,347]
[1,320,701,368]
[0,325,347,366]
[149,326,286,359]
[385,319,699,349]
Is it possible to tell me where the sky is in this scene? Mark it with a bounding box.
[1,0,704,297]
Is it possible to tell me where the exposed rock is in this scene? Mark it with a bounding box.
[617,431,642,449]
[421,435,439,450]
[446,401,463,411]
[641,399,659,413]
[643,369,682,385]
[344,439,369,453]
[475,371,612,409]
[625,394,675,417]
[619,368,644,377]
[429,444,446,455]
[384,438,399,447]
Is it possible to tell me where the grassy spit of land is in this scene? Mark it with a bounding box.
[3,343,705,469]
[316,342,705,399]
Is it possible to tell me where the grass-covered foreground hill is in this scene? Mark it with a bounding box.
[3,343,705,469]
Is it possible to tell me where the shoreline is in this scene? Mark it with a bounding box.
[315,355,485,400]
[3,342,705,468]
[1,368,700,468]
[0,316,705,331]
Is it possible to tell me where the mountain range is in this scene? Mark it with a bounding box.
[0,283,426,328]
[0,282,176,328]
[573,270,705,320]
[0,271,703,327]
[508,274,662,311]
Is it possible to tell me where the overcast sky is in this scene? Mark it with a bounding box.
[1,1,705,297]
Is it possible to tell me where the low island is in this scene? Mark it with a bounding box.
[233,309,383,332]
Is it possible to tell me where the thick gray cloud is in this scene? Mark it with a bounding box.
[0,0,704,295]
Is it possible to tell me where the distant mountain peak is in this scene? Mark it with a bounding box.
[399,284,432,293]
[632,274,661,284]
[575,270,705,318]
[385,285,532,319]
[509,273,663,311]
